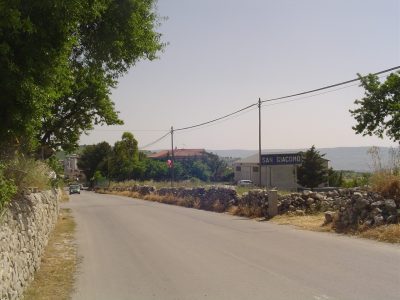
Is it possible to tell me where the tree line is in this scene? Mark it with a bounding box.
[78,132,234,186]
[79,139,343,190]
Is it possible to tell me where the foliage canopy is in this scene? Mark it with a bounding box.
[0,0,163,154]
[76,133,233,185]
[350,71,400,142]
[297,146,328,189]
[78,141,112,182]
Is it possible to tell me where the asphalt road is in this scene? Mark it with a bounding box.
[65,191,400,300]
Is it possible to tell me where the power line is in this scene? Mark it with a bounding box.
[175,105,259,135]
[174,103,257,131]
[141,105,260,150]
[172,65,399,133]
[92,129,168,132]
[99,65,400,150]
[139,131,170,150]
[261,65,400,104]
[261,72,391,109]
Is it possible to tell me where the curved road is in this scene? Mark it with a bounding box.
[65,191,400,300]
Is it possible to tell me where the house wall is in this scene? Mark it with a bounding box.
[235,160,329,191]
[235,163,299,191]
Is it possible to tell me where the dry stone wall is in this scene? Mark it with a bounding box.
[0,190,60,300]
[332,190,399,232]
[103,185,399,231]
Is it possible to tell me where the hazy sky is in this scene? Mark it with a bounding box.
[80,0,400,150]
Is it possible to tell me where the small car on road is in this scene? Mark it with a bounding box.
[237,179,253,186]
[69,184,81,195]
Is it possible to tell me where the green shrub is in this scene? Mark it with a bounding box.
[370,172,400,205]
[0,164,17,212]
[343,176,370,188]
[5,156,51,192]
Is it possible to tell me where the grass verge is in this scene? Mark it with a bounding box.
[357,224,400,243]
[270,213,400,243]
[23,208,77,300]
[60,190,70,202]
[270,213,333,233]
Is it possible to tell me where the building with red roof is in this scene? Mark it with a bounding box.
[148,149,206,160]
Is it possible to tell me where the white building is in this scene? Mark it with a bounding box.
[63,154,85,182]
[233,152,328,191]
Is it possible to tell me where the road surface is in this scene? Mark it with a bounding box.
[65,191,400,300]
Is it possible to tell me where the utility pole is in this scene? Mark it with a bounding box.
[171,126,175,187]
[258,98,262,187]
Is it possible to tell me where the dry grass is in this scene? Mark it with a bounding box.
[144,194,178,204]
[357,224,400,243]
[23,208,77,300]
[6,157,51,192]
[143,194,199,208]
[370,172,400,202]
[103,190,186,206]
[109,179,218,190]
[227,205,240,215]
[270,213,333,233]
[104,190,203,210]
[270,213,400,243]
[233,206,265,218]
[60,190,69,202]
[117,191,141,198]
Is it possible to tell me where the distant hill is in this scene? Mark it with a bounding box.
[209,147,395,172]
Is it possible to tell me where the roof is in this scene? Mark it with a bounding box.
[148,149,206,159]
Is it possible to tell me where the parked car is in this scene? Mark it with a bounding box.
[237,179,253,186]
[69,184,81,195]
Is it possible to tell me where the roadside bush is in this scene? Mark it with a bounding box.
[367,146,400,206]
[0,164,17,212]
[5,156,51,192]
[370,172,400,206]
[342,174,370,188]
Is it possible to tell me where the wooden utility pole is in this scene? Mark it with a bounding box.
[171,126,175,187]
[258,98,262,187]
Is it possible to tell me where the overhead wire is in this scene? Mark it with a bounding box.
[173,66,399,132]
[261,65,399,104]
[175,105,259,135]
[174,103,258,131]
[140,104,259,149]
[92,129,168,132]
[139,131,170,150]
[262,73,388,109]
[261,72,392,109]
[121,65,400,150]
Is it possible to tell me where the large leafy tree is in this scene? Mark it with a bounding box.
[38,64,122,153]
[109,132,140,181]
[78,142,112,183]
[142,158,169,180]
[191,161,212,182]
[350,71,400,142]
[202,152,229,181]
[297,146,328,189]
[0,0,163,154]
[0,0,80,152]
